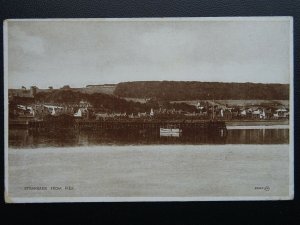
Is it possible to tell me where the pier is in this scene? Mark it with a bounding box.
[27,119,227,133]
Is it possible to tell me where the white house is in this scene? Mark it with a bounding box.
[150,108,154,116]
[74,108,87,117]
[240,109,247,116]
[43,105,63,115]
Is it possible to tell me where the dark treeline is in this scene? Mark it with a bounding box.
[114,81,289,100]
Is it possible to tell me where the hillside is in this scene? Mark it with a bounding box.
[114,81,289,100]
[34,90,150,113]
[30,90,197,113]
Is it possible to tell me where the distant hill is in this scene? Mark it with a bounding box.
[78,84,116,95]
[114,81,289,100]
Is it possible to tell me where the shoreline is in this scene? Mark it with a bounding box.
[227,125,289,130]
[226,120,289,129]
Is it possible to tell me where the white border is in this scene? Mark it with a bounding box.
[9,195,294,203]
[3,17,292,22]
[4,20,9,203]
[289,17,294,200]
[4,17,294,203]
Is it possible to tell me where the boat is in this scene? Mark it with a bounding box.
[160,125,182,137]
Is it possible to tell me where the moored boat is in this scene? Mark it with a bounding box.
[160,125,182,136]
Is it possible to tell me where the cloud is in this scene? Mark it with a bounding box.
[9,26,45,55]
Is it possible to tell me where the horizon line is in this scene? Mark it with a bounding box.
[8,80,290,90]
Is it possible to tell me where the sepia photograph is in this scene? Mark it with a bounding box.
[4,17,294,202]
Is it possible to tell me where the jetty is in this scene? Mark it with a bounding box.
[27,119,227,134]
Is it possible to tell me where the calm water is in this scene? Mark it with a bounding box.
[9,128,289,148]
[8,145,290,199]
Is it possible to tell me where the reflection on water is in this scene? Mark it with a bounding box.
[225,129,289,144]
[9,128,289,148]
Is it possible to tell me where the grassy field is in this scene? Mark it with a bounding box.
[123,97,148,103]
[171,99,289,107]
[122,98,289,107]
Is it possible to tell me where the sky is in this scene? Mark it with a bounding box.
[6,18,292,89]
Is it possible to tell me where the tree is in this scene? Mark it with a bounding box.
[62,85,71,89]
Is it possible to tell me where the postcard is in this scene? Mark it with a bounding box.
[4,17,294,203]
